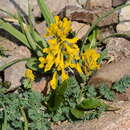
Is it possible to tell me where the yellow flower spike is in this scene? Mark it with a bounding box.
[40,16,83,85]
[25,69,35,81]
[50,71,58,89]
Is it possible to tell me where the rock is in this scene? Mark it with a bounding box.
[116,22,130,34]
[77,0,88,8]
[45,0,79,14]
[116,1,130,33]
[72,21,90,39]
[119,1,130,22]
[89,58,130,87]
[0,0,40,18]
[35,21,47,36]
[32,77,49,94]
[85,0,112,9]
[53,101,130,130]
[0,39,17,56]
[115,87,130,101]
[97,26,115,41]
[112,0,127,7]
[64,6,118,27]
[4,46,31,89]
[105,38,130,61]
[4,60,27,90]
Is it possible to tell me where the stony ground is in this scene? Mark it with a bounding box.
[0,0,130,129]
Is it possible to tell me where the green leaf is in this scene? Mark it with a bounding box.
[22,78,32,89]
[37,0,54,26]
[78,97,106,110]
[0,58,30,72]
[112,76,130,93]
[83,85,97,98]
[0,8,16,19]
[71,108,85,119]
[97,49,108,64]
[99,84,115,101]
[48,78,70,111]
[17,13,37,50]
[48,77,79,111]
[26,58,39,71]
[0,19,30,49]
[88,29,99,49]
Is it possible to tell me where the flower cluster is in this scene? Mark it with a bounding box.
[82,49,100,75]
[25,69,35,81]
[39,16,82,89]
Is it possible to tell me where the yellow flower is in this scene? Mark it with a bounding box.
[50,71,58,89]
[38,57,46,68]
[61,69,69,82]
[46,16,72,38]
[25,69,35,81]
[44,53,55,72]
[62,37,79,44]
[82,49,100,74]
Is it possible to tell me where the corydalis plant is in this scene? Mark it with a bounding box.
[25,16,101,89]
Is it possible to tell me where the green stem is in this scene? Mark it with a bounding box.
[1,104,8,130]
[20,107,28,130]
[37,0,54,26]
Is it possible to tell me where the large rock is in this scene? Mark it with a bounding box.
[0,0,40,18]
[119,1,130,22]
[3,46,31,90]
[53,101,130,130]
[116,22,130,34]
[105,38,130,61]
[85,0,112,9]
[116,1,130,33]
[45,0,79,14]
[64,6,118,27]
[0,39,17,56]
[32,77,49,94]
[35,21,47,36]
[112,0,127,7]
[89,57,130,87]
[72,21,90,39]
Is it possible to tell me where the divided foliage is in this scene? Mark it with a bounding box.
[0,86,50,130]
[0,75,130,129]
